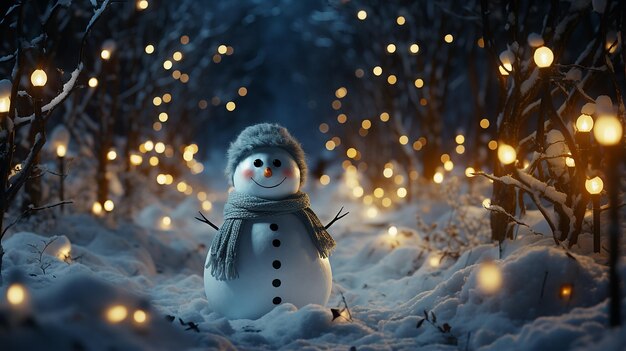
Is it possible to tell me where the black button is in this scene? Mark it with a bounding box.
[272,279,281,287]
[272,239,281,247]
[270,223,279,231]
[273,296,282,305]
[272,260,281,269]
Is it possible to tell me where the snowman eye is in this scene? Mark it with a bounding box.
[253,159,263,167]
[273,159,282,167]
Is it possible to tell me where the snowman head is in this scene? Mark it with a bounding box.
[226,123,307,199]
[233,147,300,199]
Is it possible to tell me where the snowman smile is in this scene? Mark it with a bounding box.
[251,177,287,189]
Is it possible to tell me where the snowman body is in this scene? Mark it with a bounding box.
[204,214,332,319]
[204,143,333,319]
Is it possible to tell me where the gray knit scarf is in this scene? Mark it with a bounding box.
[207,191,336,281]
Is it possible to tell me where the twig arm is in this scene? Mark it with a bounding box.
[195,211,220,231]
[325,207,349,230]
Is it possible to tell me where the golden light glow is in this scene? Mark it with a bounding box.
[373,187,384,198]
[238,87,248,97]
[145,44,154,54]
[30,69,47,87]
[444,160,454,171]
[173,51,183,61]
[325,140,336,151]
[383,167,393,178]
[7,283,26,305]
[346,147,357,158]
[337,113,347,123]
[152,96,162,106]
[217,45,228,54]
[387,75,397,85]
[429,255,440,268]
[399,135,409,145]
[497,143,517,165]
[456,145,465,154]
[161,216,171,228]
[156,174,167,185]
[409,43,420,54]
[533,46,554,68]
[499,62,512,76]
[154,142,165,154]
[575,114,594,132]
[149,156,159,166]
[320,174,330,185]
[440,154,450,163]
[565,156,575,168]
[444,34,454,43]
[361,119,371,130]
[103,200,115,212]
[482,198,491,208]
[352,186,364,198]
[480,118,490,129]
[585,176,604,195]
[357,10,367,20]
[137,0,148,10]
[559,284,573,299]
[386,44,396,53]
[0,93,9,113]
[101,49,111,60]
[488,140,498,150]
[144,140,154,151]
[202,200,213,211]
[381,198,391,208]
[366,207,378,218]
[593,115,623,146]
[130,154,143,166]
[373,66,383,76]
[163,60,173,70]
[159,112,168,122]
[107,149,117,161]
[396,16,405,25]
[388,226,398,237]
[106,305,128,323]
[477,261,502,294]
[56,145,67,158]
[177,181,188,193]
[92,201,103,215]
[162,93,172,103]
[414,78,424,88]
[226,101,236,111]
[380,112,390,122]
[397,187,407,198]
[465,167,475,177]
[433,172,444,184]
[88,77,98,88]
[455,134,465,144]
[133,309,147,323]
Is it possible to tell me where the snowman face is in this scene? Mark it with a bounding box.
[233,147,301,199]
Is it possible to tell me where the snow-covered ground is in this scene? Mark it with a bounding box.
[1,171,625,350]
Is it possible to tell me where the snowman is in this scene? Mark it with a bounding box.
[201,123,346,319]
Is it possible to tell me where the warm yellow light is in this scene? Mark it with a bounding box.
[320,174,330,185]
[101,49,111,60]
[429,255,440,267]
[497,143,517,165]
[238,87,248,97]
[163,60,172,70]
[373,187,384,198]
[565,156,575,168]
[440,154,450,163]
[144,140,154,152]
[161,216,171,228]
[325,140,336,151]
[177,182,188,193]
[217,45,228,54]
[352,186,364,198]
[380,112,390,122]
[482,198,491,208]
[202,200,213,211]
[455,134,465,144]
[559,284,573,299]
[480,118,490,129]
[156,174,167,185]
[357,10,367,20]
[30,69,47,87]
[444,34,454,43]
[103,200,114,212]
[585,176,604,195]
[158,112,168,122]
[499,62,512,76]
[162,93,172,103]
[387,75,397,85]
[152,121,162,131]
[414,78,424,88]
[0,94,9,113]
[361,119,371,130]
[107,149,117,161]
[226,101,236,111]
[88,77,98,88]
[444,160,454,171]
[373,66,382,76]
[106,305,128,323]
[575,114,594,132]
[399,135,409,145]
[386,44,396,53]
[397,187,407,198]
[433,172,444,184]
[409,43,420,54]
[383,167,393,178]
[477,261,502,294]
[56,144,67,158]
[133,309,148,324]
[456,145,465,154]
[332,100,342,110]
[533,46,554,68]
[396,16,405,25]
[144,44,154,54]
[173,51,183,61]
[488,140,498,150]
[388,226,398,237]
[154,142,165,154]
[92,201,103,215]
[593,115,623,146]
[7,283,26,305]
[152,96,162,106]
[366,206,378,218]
[465,167,475,177]
[136,0,148,10]
[346,148,357,159]
[130,154,143,166]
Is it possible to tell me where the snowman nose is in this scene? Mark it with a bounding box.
[264,167,273,178]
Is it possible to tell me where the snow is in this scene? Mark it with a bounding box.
[527,33,544,48]
[1,171,624,350]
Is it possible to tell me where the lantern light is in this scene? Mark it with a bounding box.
[585,176,604,195]
[575,114,594,132]
[56,144,67,158]
[30,69,47,87]
[477,261,502,294]
[533,46,554,68]
[465,167,476,177]
[0,80,11,113]
[593,115,623,146]
[497,143,517,165]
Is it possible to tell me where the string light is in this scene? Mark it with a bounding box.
[559,284,573,300]
[477,261,502,294]
[444,34,454,43]
[320,175,330,185]
[575,114,594,132]
[585,176,604,194]
[0,80,10,113]
[480,118,490,129]
[414,79,424,88]
[497,143,517,164]
[144,44,154,54]
[388,226,398,237]
[409,43,419,54]
[106,305,128,323]
[133,309,148,324]
[357,10,367,20]
[101,49,111,60]
[433,172,444,184]
[533,46,554,68]
[161,216,171,229]
[88,77,98,88]
[465,167,475,177]
[92,201,103,215]
[373,66,383,76]
[397,187,407,198]
[56,145,67,158]
[226,101,236,111]
[386,44,396,53]
[107,149,117,161]
[396,16,405,25]
[6,283,26,305]
[103,200,115,212]
[593,114,623,145]
[136,0,148,10]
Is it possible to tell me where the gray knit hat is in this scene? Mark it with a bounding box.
[226,123,307,186]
